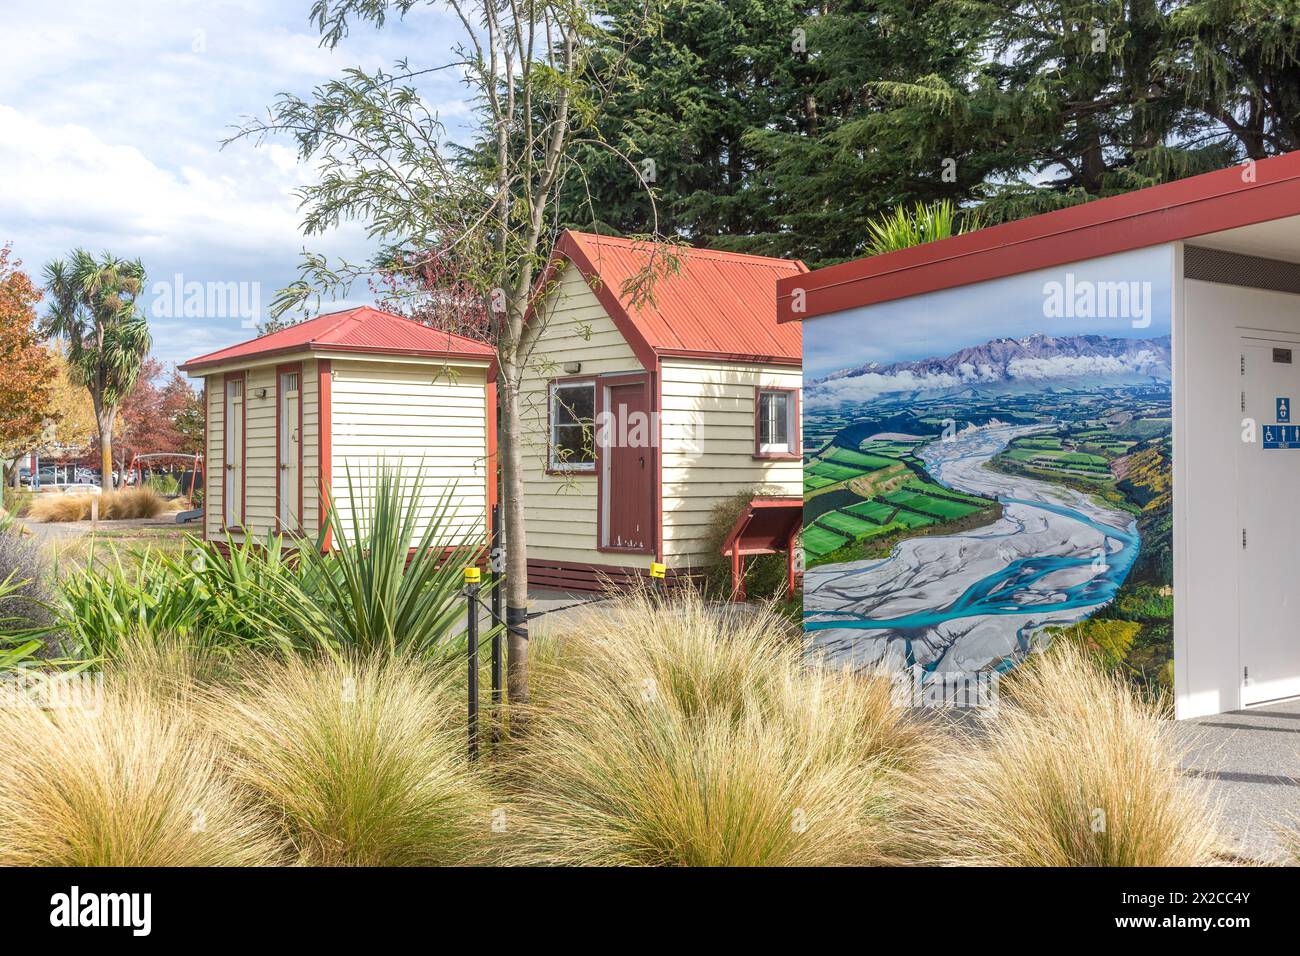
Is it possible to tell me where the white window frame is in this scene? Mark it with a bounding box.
[757,387,797,456]
[549,379,597,473]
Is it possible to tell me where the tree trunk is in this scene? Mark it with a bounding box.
[498,366,530,725]
[97,406,116,490]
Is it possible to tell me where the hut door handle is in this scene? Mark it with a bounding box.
[639,455,645,468]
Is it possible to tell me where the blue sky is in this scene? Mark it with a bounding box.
[804,246,1175,381]
[0,0,471,370]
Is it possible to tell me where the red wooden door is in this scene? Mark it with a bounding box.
[605,380,653,551]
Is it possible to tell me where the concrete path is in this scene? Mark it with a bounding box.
[525,589,616,629]
[1174,698,1300,862]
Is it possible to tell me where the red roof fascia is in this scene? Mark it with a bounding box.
[777,150,1300,323]
[552,231,657,370]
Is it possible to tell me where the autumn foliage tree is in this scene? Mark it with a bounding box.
[369,243,492,343]
[39,352,97,458]
[0,244,57,486]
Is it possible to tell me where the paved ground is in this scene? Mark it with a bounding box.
[525,589,615,629]
[1174,698,1300,862]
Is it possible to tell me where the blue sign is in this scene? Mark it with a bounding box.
[1279,397,1291,422]
[1263,424,1300,449]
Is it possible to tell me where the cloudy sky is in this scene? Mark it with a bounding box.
[1,0,470,369]
[803,246,1175,382]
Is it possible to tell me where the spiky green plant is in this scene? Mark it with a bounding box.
[864,200,982,256]
[56,535,304,660]
[284,464,492,657]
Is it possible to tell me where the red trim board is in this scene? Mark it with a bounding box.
[317,358,332,553]
[777,150,1300,323]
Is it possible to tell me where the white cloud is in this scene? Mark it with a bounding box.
[1007,350,1160,381]
[0,0,470,368]
[806,369,963,407]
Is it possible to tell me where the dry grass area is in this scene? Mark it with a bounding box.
[206,652,494,866]
[905,643,1222,866]
[502,589,932,865]
[0,589,1230,867]
[27,487,176,523]
[0,670,281,866]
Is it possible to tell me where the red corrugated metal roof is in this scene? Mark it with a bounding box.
[552,231,806,366]
[180,306,495,372]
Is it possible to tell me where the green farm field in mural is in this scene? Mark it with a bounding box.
[802,249,1174,695]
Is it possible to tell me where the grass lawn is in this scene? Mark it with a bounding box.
[47,521,195,573]
[803,524,850,557]
[817,511,879,538]
[844,500,899,524]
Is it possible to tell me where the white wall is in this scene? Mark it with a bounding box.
[1175,262,1300,717]
[329,359,490,549]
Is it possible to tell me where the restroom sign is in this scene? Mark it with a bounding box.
[1278,397,1291,422]
[1263,424,1300,449]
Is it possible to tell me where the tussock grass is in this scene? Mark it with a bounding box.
[207,652,494,866]
[0,675,280,866]
[28,487,168,523]
[502,587,931,866]
[908,643,1221,866]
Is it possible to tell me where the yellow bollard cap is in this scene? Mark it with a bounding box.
[649,562,666,580]
[464,566,481,584]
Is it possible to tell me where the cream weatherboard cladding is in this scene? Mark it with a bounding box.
[521,258,804,576]
[202,355,487,551]
[521,262,647,568]
[327,359,490,547]
[205,359,322,542]
[660,358,802,565]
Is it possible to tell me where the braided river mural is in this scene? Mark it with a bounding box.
[802,248,1174,693]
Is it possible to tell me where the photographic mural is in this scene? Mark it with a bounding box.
[802,247,1174,693]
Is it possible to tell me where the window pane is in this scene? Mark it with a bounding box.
[760,391,789,448]
[555,383,594,426]
[553,423,593,465]
[552,382,596,468]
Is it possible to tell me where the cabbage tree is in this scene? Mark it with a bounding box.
[42,250,151,489]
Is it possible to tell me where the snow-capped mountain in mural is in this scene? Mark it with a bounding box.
[813,333,1171,404]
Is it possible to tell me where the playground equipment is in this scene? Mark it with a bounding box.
[123,452,205,513]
